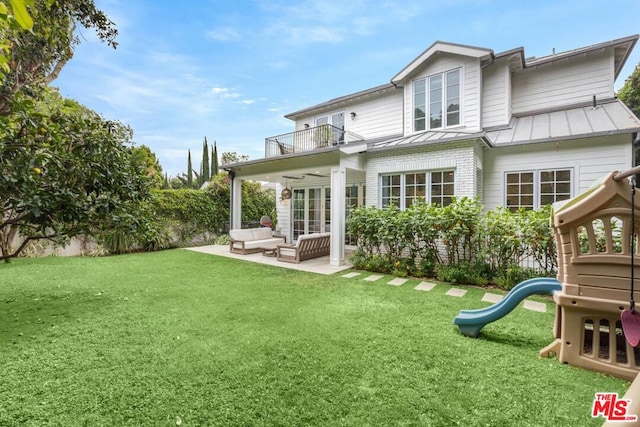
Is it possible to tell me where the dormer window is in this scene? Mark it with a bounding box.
[413,69,461,132]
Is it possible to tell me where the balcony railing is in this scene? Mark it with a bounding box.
[265,125,365,158]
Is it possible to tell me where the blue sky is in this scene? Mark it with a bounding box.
[54,0,640,177]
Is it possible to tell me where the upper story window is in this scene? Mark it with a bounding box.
[413,69,461,132]
[315,112,345,145]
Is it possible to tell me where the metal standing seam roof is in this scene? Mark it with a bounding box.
[485,100,640,146]
[366,100,640,152]
[368,130,489,152]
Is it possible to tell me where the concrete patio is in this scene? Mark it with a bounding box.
[184,244,353,275]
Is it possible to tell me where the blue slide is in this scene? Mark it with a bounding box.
[453,277,562,338]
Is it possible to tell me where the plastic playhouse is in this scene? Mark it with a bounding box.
[455,168,640,382]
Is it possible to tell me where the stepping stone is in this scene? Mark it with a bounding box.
[388,278,407,286]
[364,275,383,282]
[342,272,361,278]
[482,293,503,303]
[414,282,436,291]
[523,300,547,313]
[446,288,467,298]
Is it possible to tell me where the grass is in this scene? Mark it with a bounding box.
[0,249,631,426]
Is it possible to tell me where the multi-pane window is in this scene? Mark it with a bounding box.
[505,169,572,211]
[540,169,571,206]
[381,171,455,209]
[405,173,427,207]
[413,69,461,132]
[506,172,534,211]
[431,171,455,206]
[381,174,402,207]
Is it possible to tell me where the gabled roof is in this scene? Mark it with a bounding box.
[391,41,493,85]
[284,35,639,121]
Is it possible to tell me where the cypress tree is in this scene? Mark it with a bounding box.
[212,140,219,176]
[187,149,193,188]
[202,136,210,183]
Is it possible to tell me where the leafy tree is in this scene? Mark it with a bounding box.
[619,63,640,119]
[211,140,218,176]
[220,151,249,165]
[0,88,150,261]
[0,0,117,114]
[131,144,163,188]
[0,0,34,81]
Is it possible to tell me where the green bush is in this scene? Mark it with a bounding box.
[347,198,556,287]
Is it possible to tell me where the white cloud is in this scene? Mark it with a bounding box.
[206,27,241,41]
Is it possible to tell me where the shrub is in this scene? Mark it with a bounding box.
[346,198,556,284]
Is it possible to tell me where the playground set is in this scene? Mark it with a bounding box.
[454,168,640,384]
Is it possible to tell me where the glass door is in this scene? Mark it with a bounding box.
[292,189,305,241]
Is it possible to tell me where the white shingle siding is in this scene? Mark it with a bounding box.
[482,134,632,211]
[511,52,614,115]
[481,64,510,127]
[364,141,483,207]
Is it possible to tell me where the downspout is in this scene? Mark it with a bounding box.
[228,170,235,231]
[633,133,640,187]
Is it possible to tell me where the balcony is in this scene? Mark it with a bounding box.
[265,125,365,158]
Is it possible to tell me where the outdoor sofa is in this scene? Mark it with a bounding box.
[276,232,330,264]
[229,228,285,255]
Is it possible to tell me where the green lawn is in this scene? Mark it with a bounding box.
[0,249,629,426]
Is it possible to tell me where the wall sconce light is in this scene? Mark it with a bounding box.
[350,112,356,119]
[304,123,310,129]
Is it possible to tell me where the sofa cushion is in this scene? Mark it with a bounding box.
[243,237,285,250]
[229,229,255,241]
[252,227,273,240]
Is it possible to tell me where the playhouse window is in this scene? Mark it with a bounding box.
[505,168,572,211]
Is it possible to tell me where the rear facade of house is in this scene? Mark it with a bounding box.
[224,35,640,266]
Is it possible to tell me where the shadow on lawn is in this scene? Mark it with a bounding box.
[0,291,115,343]
[472,328,552,350]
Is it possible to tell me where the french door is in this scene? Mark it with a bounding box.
[291,184,365,243]
[292,187,326,241]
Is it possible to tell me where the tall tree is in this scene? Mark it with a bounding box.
[187,149,193,188]
[0,88,150,261]
[212,140,219,176]
[201,136,210,185]
[0,0,118,114]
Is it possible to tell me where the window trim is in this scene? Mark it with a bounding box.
[412,68,462,133]
[504,168,574,210]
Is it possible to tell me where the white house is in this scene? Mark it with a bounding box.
[222,35,640,266]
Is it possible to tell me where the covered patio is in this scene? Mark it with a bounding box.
[185,244,353,275]
[222,140,367,267]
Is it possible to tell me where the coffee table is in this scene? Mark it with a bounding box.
[260,244,279,257]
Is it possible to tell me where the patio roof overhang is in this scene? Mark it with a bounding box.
[222,142,367,183]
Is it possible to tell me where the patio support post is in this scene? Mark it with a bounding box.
[330,166,346,266]
[231,173,242,229]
